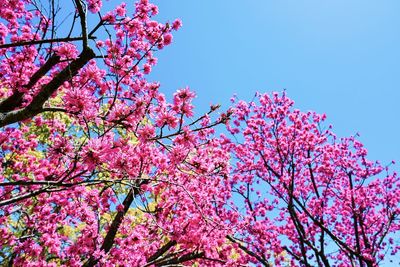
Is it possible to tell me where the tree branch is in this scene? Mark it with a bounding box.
[154,251,205,266]
[73,0,89,49]
[226,235,271,267]
[0,48,95,128]
[146,240,178,264]
[82,179,147,267]
[0,54,61,113]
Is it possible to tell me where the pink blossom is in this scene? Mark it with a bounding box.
[54,43,79,59]
[143,63,151,74]
[163,33,173,45]
[172,19,182,30]
[86,0,102,13]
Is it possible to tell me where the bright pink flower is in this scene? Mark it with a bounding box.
[143,63,151,74]
[86,0,102,13]
[115,3,126,16]
[163,33,173,45]
[172,19,182,30]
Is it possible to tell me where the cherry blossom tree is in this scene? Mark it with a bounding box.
[0,1,399,266]
[0,0,238,265]
[225,93,400,266]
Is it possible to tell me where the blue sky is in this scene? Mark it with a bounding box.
[148,0,400,166]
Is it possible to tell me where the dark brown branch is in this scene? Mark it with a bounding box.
[0,48,95,128]
[0,54,61,113]
[283,246,313,267]
[151,116,229,141]
[100,188,136,251]
[307,150,320,198]
[73,0,89,48]
[348,173,365,267]
[41,107,68,113]
[88,15,104,37]
[0,178,124,187]
[226,235,271,267]
[0,188,49,207]
[83,179,147,267]
[286,171,312,267]
[154,251,205,266]
[147,240,178,263]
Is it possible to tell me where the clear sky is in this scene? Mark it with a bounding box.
[148,0,400,166]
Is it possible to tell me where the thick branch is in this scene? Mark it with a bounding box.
[147,240,178,263]
[0,54,61,113]
[0,48,95,127]
[83,181,145,267]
